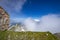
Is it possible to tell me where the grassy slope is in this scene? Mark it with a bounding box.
[54,33,60,40]
[0,31,58,40]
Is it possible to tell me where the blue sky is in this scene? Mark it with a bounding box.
[22,0,60,18]
[0,0,60,18]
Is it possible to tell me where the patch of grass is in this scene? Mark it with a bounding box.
[0,31,58,40]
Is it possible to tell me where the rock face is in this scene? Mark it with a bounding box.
[8,24,25,32]
[0,6,9,30]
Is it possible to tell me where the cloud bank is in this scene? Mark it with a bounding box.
[10,14,60,33]
[23,18,37,31]
[23,14,60,33]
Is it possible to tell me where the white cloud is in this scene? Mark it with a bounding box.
[34,19,40,22]
[15,0,26,11]
[23,14,60,33]
[23,17,37,31]
[38,14,60,33]
[0,0,26,12]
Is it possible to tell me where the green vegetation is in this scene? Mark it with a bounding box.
[0,31,58,40]
[54,33,60,40]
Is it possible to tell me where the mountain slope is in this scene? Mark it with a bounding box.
[54,33,60,40]
[0,31,58,40]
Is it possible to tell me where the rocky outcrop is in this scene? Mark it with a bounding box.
[0,6,9,30]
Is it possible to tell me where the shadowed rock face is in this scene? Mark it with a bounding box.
[0,6,9,30]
